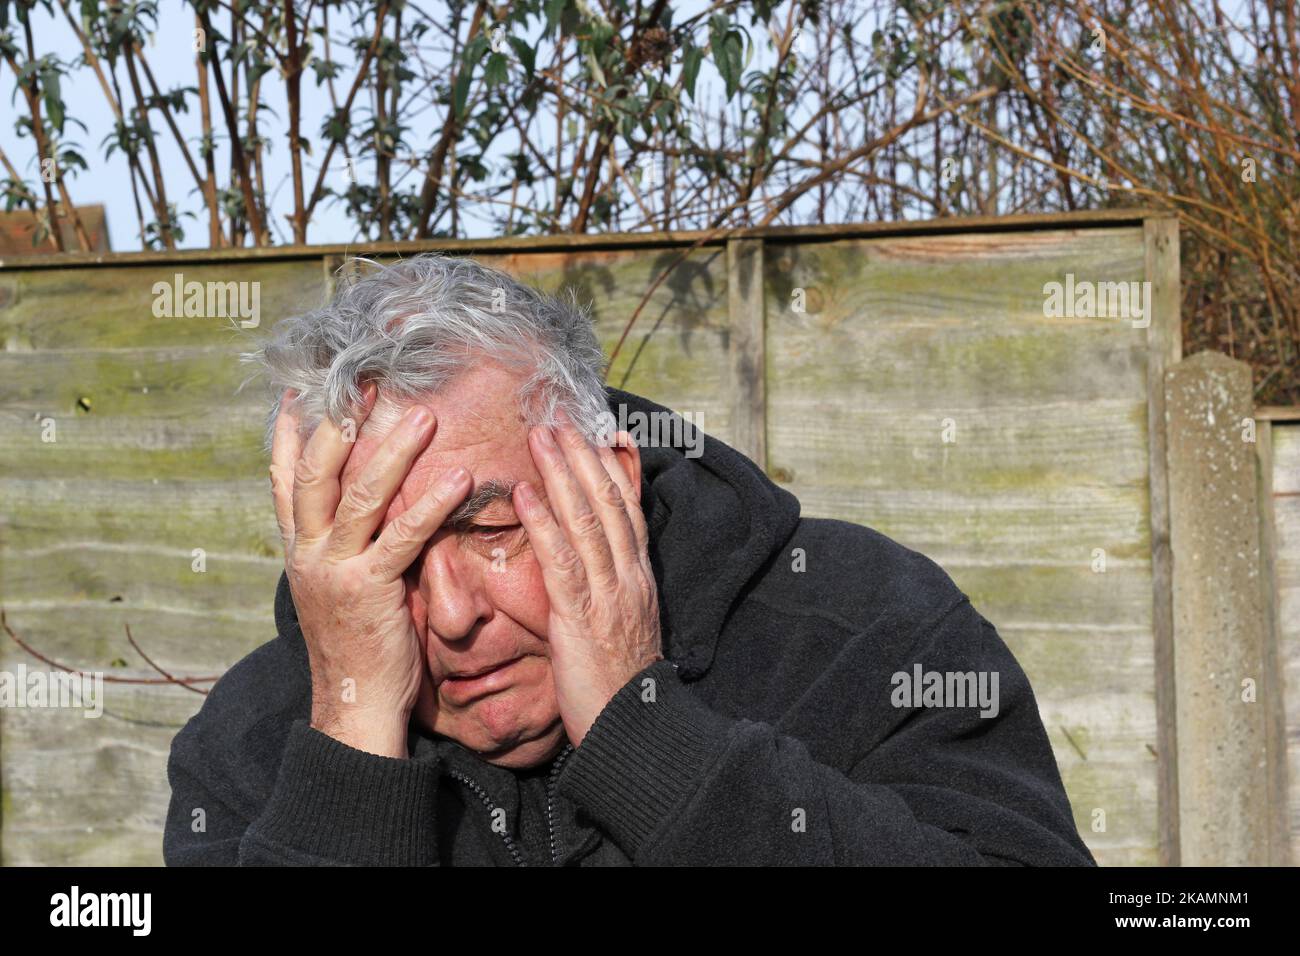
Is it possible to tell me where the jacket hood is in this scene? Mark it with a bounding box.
[608,387,801,678]
[272,388,802,680]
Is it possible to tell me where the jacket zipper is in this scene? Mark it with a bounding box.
[448,742,575,867]
[546,744,575,865]
[446,769,525,866]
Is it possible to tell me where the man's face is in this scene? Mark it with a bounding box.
[339,361,564,769]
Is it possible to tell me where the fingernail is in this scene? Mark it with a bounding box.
[448,466,469,484]
[535,426,557,450]
[408,405,432,428]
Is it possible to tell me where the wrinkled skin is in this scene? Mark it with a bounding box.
[268,360,663,769]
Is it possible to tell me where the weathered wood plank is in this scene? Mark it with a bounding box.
[765,225,1161,866]
[0,208,1167,271]
[0,679,212,866]
[0,259,324,350]
[0,347,267,417]
[726,238,766,467]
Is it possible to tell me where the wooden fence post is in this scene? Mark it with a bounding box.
[1165,350,1276,864]
[1144,216,1181,865]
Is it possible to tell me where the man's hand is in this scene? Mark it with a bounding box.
[269,385,472,758]
[514,418,663,746]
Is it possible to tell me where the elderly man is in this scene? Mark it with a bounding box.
[164,254,1094,866]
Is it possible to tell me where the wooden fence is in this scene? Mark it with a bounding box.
[0,209,1291,865]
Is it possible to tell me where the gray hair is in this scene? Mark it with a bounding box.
[245,253,610,450]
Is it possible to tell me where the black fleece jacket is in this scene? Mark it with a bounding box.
[164,388,1096,867]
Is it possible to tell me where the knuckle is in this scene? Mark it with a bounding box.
[363,553,392,579]
[629,566,655,595]
[589,566,619,593]
[553,545,584,577]
[384,510,426,548]
[595,476,623,507]
[383,512,414,542]
[570,509,604,538]
[271,469,293,496]
[335,573,367,603]
[561,427,588,450]
[340,479,383,515]
[293,457,323,486]
[422,487,451,516]
[286,553,314,585]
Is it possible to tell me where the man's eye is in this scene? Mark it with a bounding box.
[468,524,518,541]
[461,523,527,560]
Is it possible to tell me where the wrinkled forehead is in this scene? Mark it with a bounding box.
[339,363,538,504]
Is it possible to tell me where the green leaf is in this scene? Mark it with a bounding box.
[484,52,508,88]
[560,3,580,36]
[43,72,64,132]
[464,33,489,64]
[46,97,63,132]
[715,32,743,99]
[544,0,567,36]
[508,36,535,78]
[452,68,472,119]
[682,45,702,100]
[587,50,606,88]
[248,61,273,86]
[590,19,614,49]
[311,58,341,86]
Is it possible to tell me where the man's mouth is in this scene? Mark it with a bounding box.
[439,657,523,703]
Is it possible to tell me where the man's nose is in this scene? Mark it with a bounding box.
[420,544,490,642]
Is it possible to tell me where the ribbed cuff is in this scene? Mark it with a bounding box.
[246,719,440,866]
[557,660,734,859]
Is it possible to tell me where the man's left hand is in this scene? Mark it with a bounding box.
[513,418,663,746]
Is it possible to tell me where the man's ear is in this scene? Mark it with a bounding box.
[610,430,642,502]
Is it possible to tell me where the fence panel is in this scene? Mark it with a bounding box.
[0,212,1182,864]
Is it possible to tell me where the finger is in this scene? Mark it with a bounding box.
[513,480,591,619]
[528,424,618,590]
[270,389,302,545]
[596,440,650,559]
[292,382,378,541]
[369,466,472,579]
[329,404,437,558]
[554,418,639,566]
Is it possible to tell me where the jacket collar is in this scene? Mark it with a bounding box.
[608,387,801,679]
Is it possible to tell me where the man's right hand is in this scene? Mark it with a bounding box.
[268,384,472,758]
